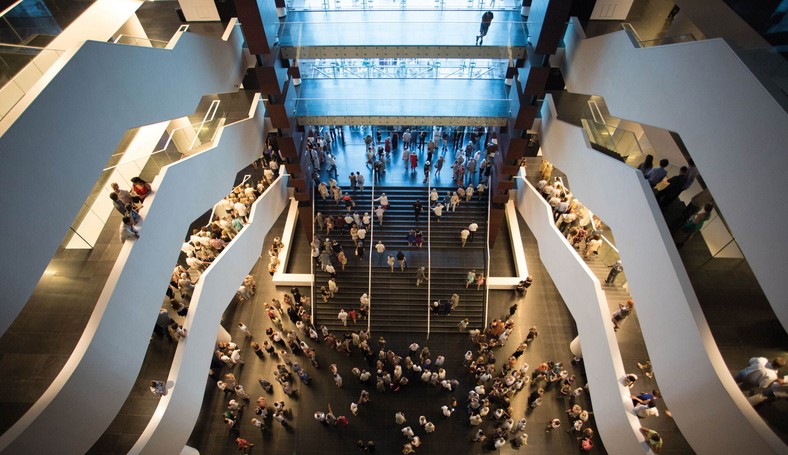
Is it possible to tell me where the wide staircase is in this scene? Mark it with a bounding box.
[313,184,487,333]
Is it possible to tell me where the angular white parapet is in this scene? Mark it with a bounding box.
[538,94,786,454]
[515,175,646,454]
[562,20,788,330]
[0,95,265,455]
[0,22,247,336]
[130,175,290,455]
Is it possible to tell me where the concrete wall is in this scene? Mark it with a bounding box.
[0,95,263,455]
[0,24,246,336]
[516,175,647,454]
[562,22,788,330]
[538,94,785,454]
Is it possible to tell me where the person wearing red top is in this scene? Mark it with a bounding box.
[131,176,152,201]
[409,151,418,172]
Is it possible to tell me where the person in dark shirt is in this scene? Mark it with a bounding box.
[476,11,494,45]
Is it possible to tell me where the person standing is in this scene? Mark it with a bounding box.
[644,159,670,188]
[656,166,689,207]
[476,11,494,45]
[435,155,444,176]
[416,266,428,286]
[356,171,365,191]
[349,172,357,191]
[606,260,624,284]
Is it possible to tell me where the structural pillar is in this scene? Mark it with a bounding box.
[235,0,313,241]
[488,0,571,247]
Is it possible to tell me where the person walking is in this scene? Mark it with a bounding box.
[475,273,485,290]
[328,277,339,297]
[387,254,395,272]
[468,221,478,241]
[612,299,634,331]
[476,11,494,45]
[460,228,470,247]
[375,240,386,255]
[413,200,423,223]
[409,151,418,172]
[466,269,476,288]
[338,309,349,326]
[356,171,365,190]
[397,250,407,271]
[416,267,428,286]
[435,155,444,176]
[432,203,444,222]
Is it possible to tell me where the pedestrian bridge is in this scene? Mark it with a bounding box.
[278,10,529,59]
[295,78,512,126]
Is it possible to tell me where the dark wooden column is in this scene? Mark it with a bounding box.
[487,0,571,248]
[235,0,313,240]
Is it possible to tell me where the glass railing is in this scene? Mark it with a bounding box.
[0,0,96,46]
[577,100,742,261]
[112,35,170,49]
[294,97,511,118]
[580,102,644,161]
[0,43,65,117]
[274,20,530,46]
[621,23,696,48]
[66,108,227,249]
[299,58,509,79]
[287,0,520,12]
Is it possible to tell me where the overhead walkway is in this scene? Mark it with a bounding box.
[296,78,510,126]
[278,10,529,59]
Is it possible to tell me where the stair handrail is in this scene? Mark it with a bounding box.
[426,168,432,338]
[311,182,316,325]
[367,162,375,335]
[483,164,492,328]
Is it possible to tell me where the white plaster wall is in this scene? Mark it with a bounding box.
[538,95,785,454]
[516,176,647,455]
[562,24,788,330]
[0,25,246,336]
[0,96,263,455]
[131,175,289,455]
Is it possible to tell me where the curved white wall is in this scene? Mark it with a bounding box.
[0,24,246,336]
[539,95,786,454]
[0,97,265,454]
[130,175,290,455]
[515,182,648,454]
[562,22,788,330]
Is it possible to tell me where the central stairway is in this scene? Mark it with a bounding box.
[313,184,487,333]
